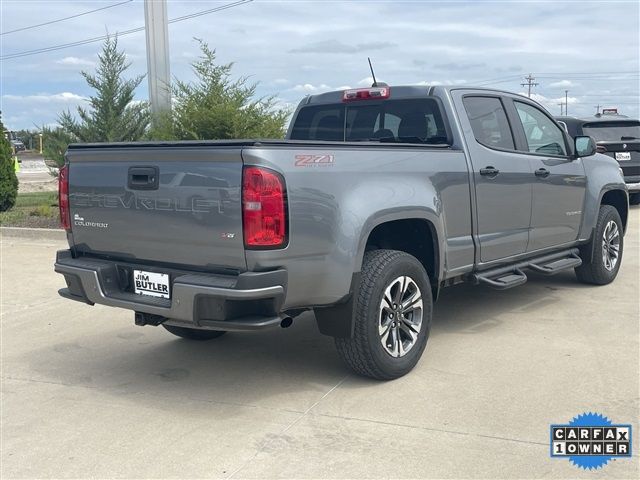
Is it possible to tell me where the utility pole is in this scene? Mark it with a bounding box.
[565,90,569,116]
[558,103,564,116]
[144,0,171,119]
[521,73,538,98]
[594,104,601,115]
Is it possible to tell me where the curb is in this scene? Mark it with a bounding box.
[1,227,66,242]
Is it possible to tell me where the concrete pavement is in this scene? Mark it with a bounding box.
[1,208,638,479]
[16,155,56,193]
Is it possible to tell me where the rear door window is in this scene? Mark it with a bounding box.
[462,96,515,150]
[290,98,448,144]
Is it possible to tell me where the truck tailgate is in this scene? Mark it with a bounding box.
[67,146,246,271]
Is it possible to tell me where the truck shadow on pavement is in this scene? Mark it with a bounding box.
[24,269,611,403]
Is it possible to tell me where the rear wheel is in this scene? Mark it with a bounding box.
[575,205,623,285]
[335,249,432,380]
[163,324,226,341]
[629,192,640,206]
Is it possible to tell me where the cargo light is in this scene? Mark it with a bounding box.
[342,87,390,102]
[242,166,287,248]
[58,164,71,231]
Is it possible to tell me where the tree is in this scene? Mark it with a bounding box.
[0,116,19,211]
[42,126,76,170]
[54,36,149,146]
[149,40,289,140]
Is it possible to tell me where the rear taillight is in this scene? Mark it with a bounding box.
[58,164,71,231]
[242,166,287,248]
[343,87,390,102]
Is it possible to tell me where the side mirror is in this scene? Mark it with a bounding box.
[574,136,597,157]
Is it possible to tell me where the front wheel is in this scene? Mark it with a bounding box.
[335,249,432,380]
[575,205,624,285]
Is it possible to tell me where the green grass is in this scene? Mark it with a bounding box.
[15,191,57,208]
[0,191,59,227]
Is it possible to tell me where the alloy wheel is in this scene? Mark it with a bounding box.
[378,275,423,357]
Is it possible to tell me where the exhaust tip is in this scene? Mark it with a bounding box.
[280,316,293,329]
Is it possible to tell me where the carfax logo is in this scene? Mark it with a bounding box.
[550,412,632,470]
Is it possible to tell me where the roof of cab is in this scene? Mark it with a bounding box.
[301,84,535,105]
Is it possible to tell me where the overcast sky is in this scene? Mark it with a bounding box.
[1,0,638,130]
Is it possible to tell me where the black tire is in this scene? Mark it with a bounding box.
[162,324,226,341]
[575,205,624,285]
[335,249,432,380]
[629,193,640,206]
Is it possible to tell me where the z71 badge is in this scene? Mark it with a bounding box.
[294,154,334,167]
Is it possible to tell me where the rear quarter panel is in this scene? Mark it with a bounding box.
[242,145,473,309]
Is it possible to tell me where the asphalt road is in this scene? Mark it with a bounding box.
[1,209,638,479]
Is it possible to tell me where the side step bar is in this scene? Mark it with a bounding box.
[475,268,527,290]
[528,253,582,275]
[472,249,582,290]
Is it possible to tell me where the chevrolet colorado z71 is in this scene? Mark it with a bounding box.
[55,86,629,380]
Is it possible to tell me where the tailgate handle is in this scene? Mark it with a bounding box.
[128,166,159,190]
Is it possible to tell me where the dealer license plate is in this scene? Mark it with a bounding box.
[133,270,170,299]
[615,152,631,161]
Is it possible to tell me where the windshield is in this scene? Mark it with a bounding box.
[290,98,449,144]
[582,121,640,142]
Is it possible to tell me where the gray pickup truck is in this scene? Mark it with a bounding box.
[55,85,629,379]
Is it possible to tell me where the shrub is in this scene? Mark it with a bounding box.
[0,117,19,212]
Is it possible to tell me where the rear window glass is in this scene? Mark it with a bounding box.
[582,121,640,142]
[290,98,449,144]
[462,96,515,150]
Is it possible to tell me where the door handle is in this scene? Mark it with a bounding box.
[480,166,500,176]
[535,167,550,178]
[128,166,159,190]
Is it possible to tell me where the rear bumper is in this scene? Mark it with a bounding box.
[54,250,287,331]
[625,181,640,192]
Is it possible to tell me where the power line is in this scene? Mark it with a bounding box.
[0,0,253,61]
[579,94,640,97]
[470,73,523,84]
[536,75,639,79]
[1,0,133,36]
[471,71,638,85]
[535,71,639,75]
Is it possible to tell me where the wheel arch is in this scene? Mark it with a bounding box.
[363,218,440,295]
[315,213,442,339]
[579,188,628,264]
[600,189,628,233]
